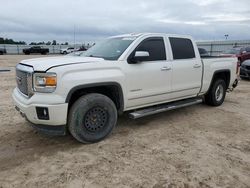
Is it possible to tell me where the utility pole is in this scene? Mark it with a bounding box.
[74,24,76,49]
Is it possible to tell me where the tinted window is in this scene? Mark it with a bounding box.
[169,37,195,59]
[246,47,250,52]
[135,37,166,61]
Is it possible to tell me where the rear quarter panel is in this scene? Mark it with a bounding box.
[201,57,237,94]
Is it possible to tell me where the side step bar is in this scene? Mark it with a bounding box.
[129,97,203,119]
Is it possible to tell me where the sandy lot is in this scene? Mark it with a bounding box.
[0,55,250,188]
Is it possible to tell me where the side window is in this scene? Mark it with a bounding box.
[169,37,195,60]
[136,37,166,61]
[246,47,250,52]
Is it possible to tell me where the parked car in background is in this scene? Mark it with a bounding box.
[67,51,85,56]
[23,46,49,55]
[0,48,7,55]
[60,47,77,54]
[220,47,250,64]
[240,60,250,79]
[77,46,87,51]
[198,48,209,57]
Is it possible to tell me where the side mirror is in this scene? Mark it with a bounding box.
[128,51,150,64]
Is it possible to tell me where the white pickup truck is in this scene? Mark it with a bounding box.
[13,33,239,143]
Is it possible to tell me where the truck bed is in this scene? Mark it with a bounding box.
[200,56,238,94]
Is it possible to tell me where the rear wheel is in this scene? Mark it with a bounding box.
[68,93,117,143]
[205,79,226,106]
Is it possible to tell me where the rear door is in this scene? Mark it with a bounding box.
[169,37,202,99]
[125,37,172,109]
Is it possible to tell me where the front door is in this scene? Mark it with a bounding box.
[124,37,172,109]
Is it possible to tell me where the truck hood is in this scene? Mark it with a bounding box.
[20,56,104,71]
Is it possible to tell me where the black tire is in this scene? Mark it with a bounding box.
[63,51,67,55]
[0,51,3,55]
[205,79,226,106]
[68,93,117,143]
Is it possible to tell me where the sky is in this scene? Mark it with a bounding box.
[0,0,250,43]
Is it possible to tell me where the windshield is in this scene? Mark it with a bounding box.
[82,37,136,60]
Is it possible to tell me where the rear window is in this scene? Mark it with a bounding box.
[169,37,195,60]
[198,48,207,54]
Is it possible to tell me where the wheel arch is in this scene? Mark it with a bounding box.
[206,69,231,94]
[66,82,124,114]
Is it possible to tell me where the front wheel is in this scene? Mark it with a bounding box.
[68,93,117,143]
[205,79,226,106]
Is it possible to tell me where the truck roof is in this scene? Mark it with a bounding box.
[110,33,193,40]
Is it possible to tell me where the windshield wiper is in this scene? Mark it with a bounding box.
[88,54,101,58]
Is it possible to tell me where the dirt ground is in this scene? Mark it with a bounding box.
[0,55,250,188]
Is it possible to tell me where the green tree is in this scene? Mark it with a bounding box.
[0,37,26,44]
[52,40,57,45]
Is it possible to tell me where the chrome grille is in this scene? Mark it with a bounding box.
[16,64,34,97]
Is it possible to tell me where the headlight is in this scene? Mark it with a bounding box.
[33,73,57,93]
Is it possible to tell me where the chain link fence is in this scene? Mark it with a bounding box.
[1,40,250,55]
[0,44,92,54]
[197,40,250,56]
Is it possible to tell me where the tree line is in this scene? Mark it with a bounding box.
[0,37,26,45]
[0,37,69,45]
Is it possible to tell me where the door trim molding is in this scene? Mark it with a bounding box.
[128,86,200,100]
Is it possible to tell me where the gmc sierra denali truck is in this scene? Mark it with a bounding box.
[13,33,239,143]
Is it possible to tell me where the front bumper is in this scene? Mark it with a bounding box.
[240,67,250,78]
[12,88,68,135]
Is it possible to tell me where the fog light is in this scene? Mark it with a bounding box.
[36,107,49,120]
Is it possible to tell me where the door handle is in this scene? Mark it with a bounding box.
[161,67,171,71]
[193,64,201,68]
